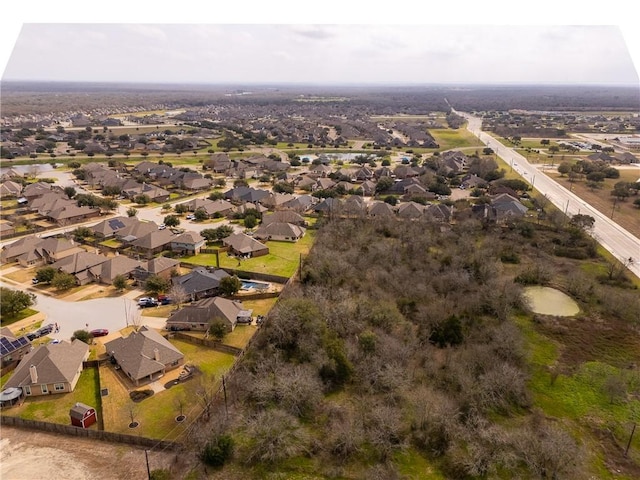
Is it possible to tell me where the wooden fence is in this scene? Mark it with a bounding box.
[0,416,181,451]
[168,332,243,356]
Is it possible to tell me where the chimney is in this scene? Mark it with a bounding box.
[29,364,38,384]
[154,348,160,362]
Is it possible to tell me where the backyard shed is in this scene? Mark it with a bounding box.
[70,402,97,428]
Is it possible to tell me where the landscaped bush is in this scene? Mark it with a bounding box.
[130,389,154,402]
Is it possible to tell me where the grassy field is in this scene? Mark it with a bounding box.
[2,367,101,425]
[183,229,316,278]
[429,128,484,151]
[546,170,640,238]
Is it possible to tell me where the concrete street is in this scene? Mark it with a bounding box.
[458,111,640,279]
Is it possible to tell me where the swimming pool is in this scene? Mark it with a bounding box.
[241,280,270,290]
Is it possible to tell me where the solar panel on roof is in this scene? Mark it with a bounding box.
[0,335,30,356]
[108,218,126,229]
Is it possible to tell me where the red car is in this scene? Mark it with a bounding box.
[90,329,109,337]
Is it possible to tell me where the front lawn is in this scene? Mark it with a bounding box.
[0,308,39,327]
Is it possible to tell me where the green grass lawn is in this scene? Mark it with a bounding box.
[3,367,101,424]
[0,308,39,327]
[429,128,483,151]
[183,229,316,278]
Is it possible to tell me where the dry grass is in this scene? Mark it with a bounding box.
[547,170,640,238]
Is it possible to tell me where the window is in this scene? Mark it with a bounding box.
[24,386,31,395]
[54,383,65,391]
[41,384,48,394]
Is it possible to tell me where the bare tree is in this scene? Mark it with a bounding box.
[168,283,188,308]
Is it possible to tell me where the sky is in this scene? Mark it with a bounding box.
[1,1,639,87]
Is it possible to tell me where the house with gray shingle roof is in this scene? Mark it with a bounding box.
[253,222,305,242]
[171,231,206,255]
[171,266,230,301]
[4,340,89,397]
[51,251,110,285]
[222,232,269,258]
[130,229,176,259]
[89,255,145,285]
[105,326,184,386]
[166,296,252,333]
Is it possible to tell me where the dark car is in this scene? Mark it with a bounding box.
[168,325,190,332]
[37,324,54,336]
[139,299,158,308]
[90,329,109,337]
[26,331,40,341]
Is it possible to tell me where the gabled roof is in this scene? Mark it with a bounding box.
[5,340,89,389]
[130,229,175,250]
[105,326,183,382]
[254,222,305,239]
[368,201,395,217]
[171,231,205,245]
[90,255,144,283]
[397,201,426,218]
[171,267,230,295]
[262,210,306,226]
[51,251,109,275]
[145,256,181,274]
[167,296,249,327]
[223,232,269,255]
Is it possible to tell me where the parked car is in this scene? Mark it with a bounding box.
[37,324,54,336]
[236,316,253,324]
[185,214,195,220]
[31,278,39,285]
[90,329,109,337]
[157,295,173,305]
[158,224,166,230]
[139,298,158,308]
[168,325,190,332]
[50,339,62,344]
[137,297,156,306]
[26,331,40,341]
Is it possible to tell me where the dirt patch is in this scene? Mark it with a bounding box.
[0,426,179,479]
[535,314,640,370]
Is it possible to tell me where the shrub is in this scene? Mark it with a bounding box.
[201,434,234,467]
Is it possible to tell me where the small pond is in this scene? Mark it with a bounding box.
[523,286,580,317]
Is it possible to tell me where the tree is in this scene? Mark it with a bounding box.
[133,194,150,205]
[113,275,128,292]
[51,272,77,290]
[570,214,595,231]
[557,162,571,176]
[243,214,257,229]
[35,266,57,283]
[71,329,93,344]
[0,288,36,318]
[145,275,169,295]
[209,320,228,341]
[174,203,189,214]
[168,283,188,307]
[375,176,394,193]
[163,215,180,228]
[126,207,138,218]
[201,434,234,467]
[64,186,76,199]
[194,208,209,222]
[219,275,242,297]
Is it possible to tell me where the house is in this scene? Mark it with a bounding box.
[22,182,52,201]
[50,251,110,285]
[171,266,230,301]
[281,194,316,213]
[89,255,145,285]
[0,180,23,198]
[170,231,206,255]
[224,186,270,204]
[222,232,269,258]
[425,204,454,222]
[46,204,101,226]
[181,198,234,217]
[130,229,176,259]
[90,216,138,239]
[132,257,181,284]
[166,296,252,333]
[0,222,16,237]
[253,222,305,242]
[341,195,367,216]
[1,327,32,375]
[105,326,184,386]
[70,402,97,428]
[491,193,528,220]
[0,236,83,267]
[368,201,396,217]
[313,197,342,214]
[261,210,307,227]
[396,201,426,219]
[3,340,89,397]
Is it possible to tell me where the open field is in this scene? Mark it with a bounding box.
[429,127,483,151]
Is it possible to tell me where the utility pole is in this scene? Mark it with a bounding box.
[222,374,228,417]
[625,422,636,457]
[145,450,151,480]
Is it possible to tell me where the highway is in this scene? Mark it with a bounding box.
[457,111,640,280]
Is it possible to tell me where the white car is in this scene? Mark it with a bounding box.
[158,224,166,230]
[186,214,195,220]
